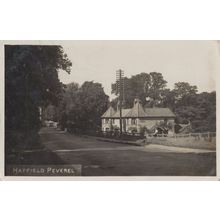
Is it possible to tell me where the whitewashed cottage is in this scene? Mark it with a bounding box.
[101,98,176,134]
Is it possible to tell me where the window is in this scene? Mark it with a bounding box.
[131,118,136,125]
[112,119,115,124]
[105,119,109,123]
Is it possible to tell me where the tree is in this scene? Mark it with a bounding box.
[5,45,72,149]
[160,88,176,109]
[111,72,215,133]
[60,81,109,132]
[111,73,148,108]
[111,72,167,108]
[43,104,58,121]
[144,72,167,105]
[174,91,216,132]
[57,82,80,130]
[173,82,198,104]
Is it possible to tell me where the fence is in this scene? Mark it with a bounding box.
[97,131,216,142]
[146,132,216,140]
[145,132,216,150]
[92,130,145,141]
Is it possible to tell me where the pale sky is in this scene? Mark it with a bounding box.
[58,41,219,100]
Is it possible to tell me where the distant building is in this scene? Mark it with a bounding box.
[101,98,176,134]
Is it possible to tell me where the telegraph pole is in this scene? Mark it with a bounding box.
[116,69,124,135]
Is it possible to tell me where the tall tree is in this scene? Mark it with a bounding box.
[60,81,109,132]
[144,72,167,104]
[174,91,216,132]
[111,72,215,132]
[173,82,198,103]
[160,88,176,109]
[111,72,167,108]
[5,45,72,140]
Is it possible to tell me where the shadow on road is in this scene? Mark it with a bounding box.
[5,127,217,177]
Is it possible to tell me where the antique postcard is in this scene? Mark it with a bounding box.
[1,40,219,179]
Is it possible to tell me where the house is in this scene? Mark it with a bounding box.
[101,98,176,134]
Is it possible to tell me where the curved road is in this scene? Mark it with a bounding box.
[29,127,216,176]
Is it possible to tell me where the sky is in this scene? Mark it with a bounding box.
[58,41,219,100]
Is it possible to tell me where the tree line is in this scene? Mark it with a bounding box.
[111,72,216,132]
[44,81,109,133]
[46,72,215,134]
[6,45,215,153]
[5,45,72,151]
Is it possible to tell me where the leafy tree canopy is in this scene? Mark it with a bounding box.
[173,82,198,100]
[5,45,72,132]
[111,71,215,132]
[111,72,167,108]
[59,81,109,132]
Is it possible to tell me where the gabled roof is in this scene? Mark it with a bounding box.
[101,106,116,118]
[144,108,175,118]
[101,104,175,119]
[112,109,131,118]
[125,101,146,118]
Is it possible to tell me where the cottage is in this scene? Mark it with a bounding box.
[101,98,176,134]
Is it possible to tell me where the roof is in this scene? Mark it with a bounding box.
[125,101,146,118]
[101,106,116,118]
[111,109,131,118]
[101,100,175,118]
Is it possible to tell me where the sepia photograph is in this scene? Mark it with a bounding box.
[2,2,220,220]
[3,41,218,177]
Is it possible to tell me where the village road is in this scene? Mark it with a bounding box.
[32,127,216,176]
